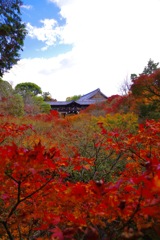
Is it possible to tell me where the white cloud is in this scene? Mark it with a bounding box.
[4,0,160,100]
[26,19,64,50]
[49,0,74,7]
[3,52,80,100]
[21,5,32,10]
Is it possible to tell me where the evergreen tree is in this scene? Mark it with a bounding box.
[0,0,26,77]
[142,58,159,75]
[130,59,159,81]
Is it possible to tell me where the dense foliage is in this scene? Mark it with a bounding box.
[0,59,160,239]
[0,80,51,116]
[15,82,42,97]
[0,111,160,239]
[0,0,26,77]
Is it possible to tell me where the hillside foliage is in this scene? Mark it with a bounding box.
[0,59,160,239]
[0,110,160,239]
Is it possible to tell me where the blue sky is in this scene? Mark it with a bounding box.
[3,0,160,100]
[21,0,72,58]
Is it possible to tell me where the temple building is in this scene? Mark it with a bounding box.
[46,88,108,116]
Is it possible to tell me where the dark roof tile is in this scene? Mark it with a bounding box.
[79,88,107,101]
[46,89,107,106]
[46,101,73,106]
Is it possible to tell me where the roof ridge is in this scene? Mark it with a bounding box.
[81,88,100,97]
[79,88,101,101]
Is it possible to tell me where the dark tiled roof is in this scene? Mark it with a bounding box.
[76,99,104,105]
[78,88,107,101]
[47,89,107,106]
[46,101,74,106]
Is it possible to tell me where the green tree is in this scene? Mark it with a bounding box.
[142,58,159,75]
[33,96,51,114]
[15,82,42,97]
[130,59,159,81]
[0,78,13,98]
[5,94,24,116]
[66,95,81,101]
[15,83,52,115]
[42,91,57,102]
[0,0,26,77]
[0,79,24,116]
[42,92,52,101]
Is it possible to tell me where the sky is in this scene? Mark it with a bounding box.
[3,0,160,100]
